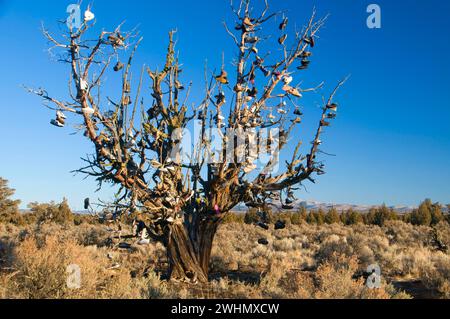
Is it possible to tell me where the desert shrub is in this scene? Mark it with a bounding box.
[244,209,260,224]
[314,255,389,299]
[280,270,316,298]
[28,199,74,225]
[431,208,444,226]
[316,235,353,264]
[0,235,157,299]
[0,238,15,270]
[419,253,450,298]
[346,233,376,266]
[73,214,99,226]
[272,237,297,252]
[21,212,38,225]
[273,212,292,226]
[289,212,303,225]
[0,223,21,239]
[72,224,111,247]
[142,271,174,299]
[433,221,450,252]
[446,206,450,224]
[383,220,432,248]
[222,212,244,224]
[259,259,293,298]
[0,178,23,225]
[208,278,261,299]
[282,254,409,299]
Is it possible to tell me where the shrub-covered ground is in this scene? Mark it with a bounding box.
[1,213,449,299]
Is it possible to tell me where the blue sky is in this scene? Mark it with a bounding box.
[0,0,449,210]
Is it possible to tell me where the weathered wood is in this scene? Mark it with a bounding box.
[164,218,220,283]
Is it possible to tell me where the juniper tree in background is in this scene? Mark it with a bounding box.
[447,205,450,223]
[0,178,22,225]
[324,207,340,224]
[430,201,444,225]
[409,199,443,226]
[365,205,397,227]
[27,0,345,282]
[28,199,74,225]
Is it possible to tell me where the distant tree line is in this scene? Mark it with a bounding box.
[0,177,94,226]
[241,199,449,227]
[1,177,449,227]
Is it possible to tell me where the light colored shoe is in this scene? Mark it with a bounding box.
[138,239,150,245]
[82,107,95,115]
[56,110,67,120]
[282,85,302,98]
[283,76,293,85]
[79,78,88,91]
[84,8,95,22]
[166,166,176,172]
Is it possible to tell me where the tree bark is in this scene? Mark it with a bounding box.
[164,217,220,283]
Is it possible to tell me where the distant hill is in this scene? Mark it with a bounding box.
[232,199,422,214]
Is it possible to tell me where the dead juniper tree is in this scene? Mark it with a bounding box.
[28,0,346,283]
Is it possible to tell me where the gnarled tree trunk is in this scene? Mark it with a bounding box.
[163,215,221,283]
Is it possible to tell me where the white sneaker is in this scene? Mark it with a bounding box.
[84,9,95,22]
[283,76,293,85]
[82,107,95,115]
[79,78,88,91]
[56,110,67,119]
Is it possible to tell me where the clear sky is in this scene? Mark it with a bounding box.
[1,0,449,210]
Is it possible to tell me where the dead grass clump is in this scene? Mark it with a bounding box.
[314,255,389,299]
[315,234,353,264]
[384,220,432,247]
[433,221,450,252]
[71,223,111,247]
[419,253,450,298]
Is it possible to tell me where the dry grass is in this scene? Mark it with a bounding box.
[1,218,449,299]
